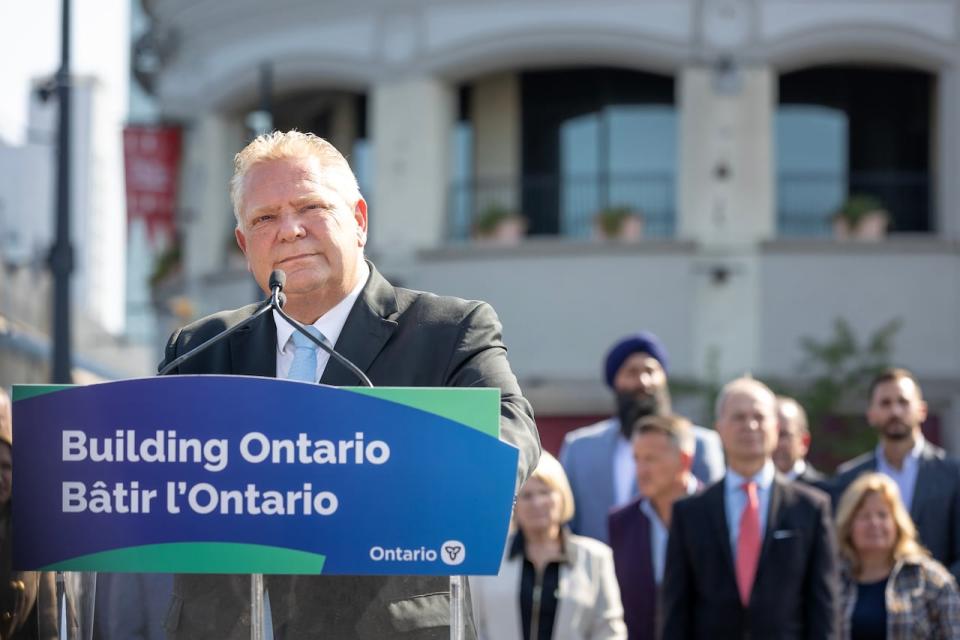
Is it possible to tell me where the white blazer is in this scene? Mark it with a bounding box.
[470,532,627,640]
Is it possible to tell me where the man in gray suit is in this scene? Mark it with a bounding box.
[159,130,540,639]
[832,367,960,580]
[559,332,724,542]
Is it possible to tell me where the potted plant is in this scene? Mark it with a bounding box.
[832,195,890,241]
[472,204,528,244]
[593,206,644,241]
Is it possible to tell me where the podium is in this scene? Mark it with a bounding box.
[12,376,518,639]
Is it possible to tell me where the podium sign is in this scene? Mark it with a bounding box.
[12,377,517,576]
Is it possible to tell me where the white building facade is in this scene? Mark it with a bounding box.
[143,0,960,452]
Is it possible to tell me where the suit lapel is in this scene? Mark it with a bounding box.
[910,443,938,521]
[229,308,277,377]
[707,482,737,582]
[319,263,399,386]
[758,478,785,571]
[601,423,621,511]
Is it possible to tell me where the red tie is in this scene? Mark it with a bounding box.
[735,481,761,606]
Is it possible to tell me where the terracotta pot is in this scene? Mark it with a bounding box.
[593,214,644,242]
[474,216,527,245]
[832,210,889,242]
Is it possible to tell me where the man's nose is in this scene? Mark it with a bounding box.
[278,214,306,241]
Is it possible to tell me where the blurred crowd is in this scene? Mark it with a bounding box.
[3,330,960,639]
[471,332,960,640]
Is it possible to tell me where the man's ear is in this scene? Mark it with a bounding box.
[235,227,250,271]
[354,198,368,246]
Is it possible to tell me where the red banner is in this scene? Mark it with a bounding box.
[123,125,182,242]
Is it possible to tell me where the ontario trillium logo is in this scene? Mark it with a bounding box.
[440,540,466,566]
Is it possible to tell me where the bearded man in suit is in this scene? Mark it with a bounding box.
[159,130,540,639]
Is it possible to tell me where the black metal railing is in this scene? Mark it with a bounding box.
[448,173,676,241]
[777,171,932,236]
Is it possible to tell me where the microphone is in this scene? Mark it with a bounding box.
[269,269,287,309]
[159,269,373,387]
[268,269,372,387]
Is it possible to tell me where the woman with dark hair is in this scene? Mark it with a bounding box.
[835,472,960,639]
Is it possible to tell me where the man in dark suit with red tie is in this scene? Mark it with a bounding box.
[661,377,840,639]
[608,414,700,640]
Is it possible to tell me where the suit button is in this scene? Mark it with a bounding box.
[240,614,250,626]
[2,612,11,621]
[8,580,23,591]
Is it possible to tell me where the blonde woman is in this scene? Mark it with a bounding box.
[471,452,626,640]
[835,472,960,639]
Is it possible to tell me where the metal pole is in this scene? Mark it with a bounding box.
[250,574,264,640]
[50,0,74,384]
[449,575,464,640]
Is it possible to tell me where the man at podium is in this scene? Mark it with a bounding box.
[158,130,541,639]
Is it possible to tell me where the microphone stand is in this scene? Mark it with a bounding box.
[158,283,372,387]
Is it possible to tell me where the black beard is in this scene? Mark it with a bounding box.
[616,392,664,439]
[884,429,913,441]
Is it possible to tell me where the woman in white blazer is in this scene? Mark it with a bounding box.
[471,452,626,640]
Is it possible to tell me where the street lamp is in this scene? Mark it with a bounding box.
[49,0,74,384]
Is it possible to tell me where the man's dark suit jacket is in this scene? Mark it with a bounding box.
[607,498,657,640]
[661,475,840,639]
[831,440,960,580]
[793,463,829,493]
[157,263,541,640]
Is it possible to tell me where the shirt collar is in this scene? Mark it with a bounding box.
[876,434,925,467]
[274,260,370,355]
[787,459,807,481]
[726,459,776,493]
[684,473,700,495]
[638,474,699,518]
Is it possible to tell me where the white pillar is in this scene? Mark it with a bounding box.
[678,65,775,380]
[180,113,243,279]
[370,76,455,259]
[678,66,775,245]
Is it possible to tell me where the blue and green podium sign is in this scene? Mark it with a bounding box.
[12,377,517,575]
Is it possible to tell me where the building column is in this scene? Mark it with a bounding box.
[179,113,243,280]
[369,76,455,261]
[678,65,775,380]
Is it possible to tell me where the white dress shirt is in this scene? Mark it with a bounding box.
[273,260,370,381]
[876,435,925,511]
[639,474,699,584]
[785,459,807,481]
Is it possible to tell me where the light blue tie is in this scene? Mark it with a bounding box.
[286,326,323,382]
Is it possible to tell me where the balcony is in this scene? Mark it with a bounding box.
[777,171,932,237]
[447,173,676,241]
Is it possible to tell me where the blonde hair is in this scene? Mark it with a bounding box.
[521,451,576,524]
[835,473,927,576]
[230,130,361,226]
